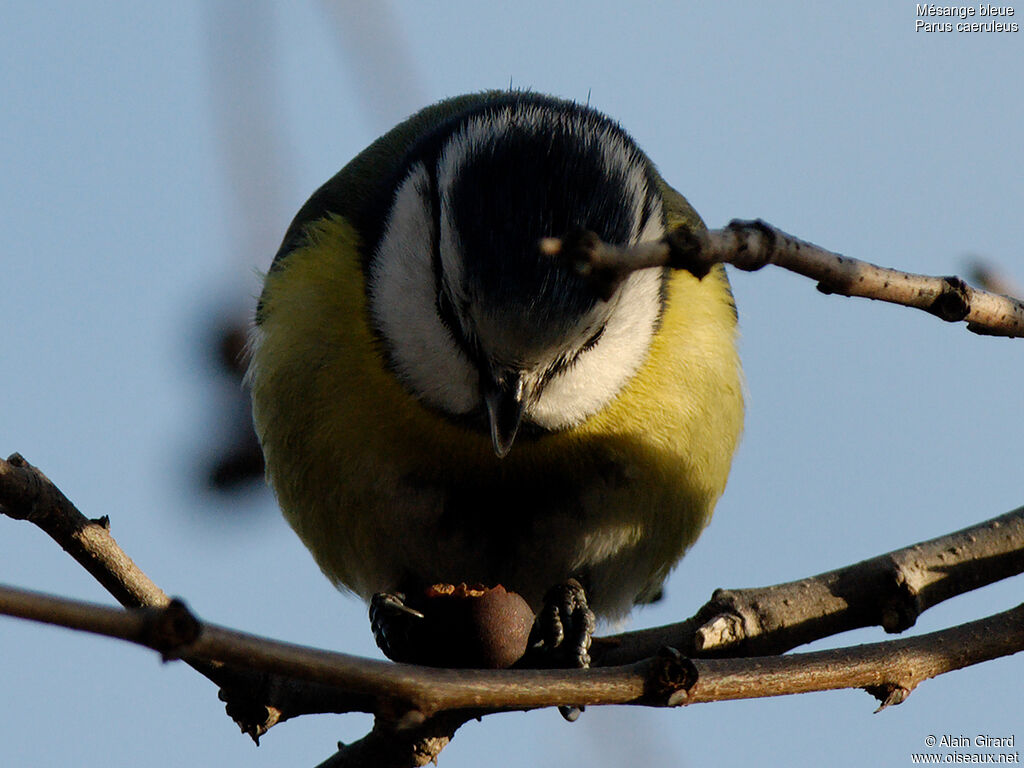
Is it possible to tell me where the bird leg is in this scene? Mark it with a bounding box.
[524,577,596,721]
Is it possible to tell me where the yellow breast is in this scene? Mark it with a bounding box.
[249,214,743,616]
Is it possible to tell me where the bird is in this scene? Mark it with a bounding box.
[246,90,743,671]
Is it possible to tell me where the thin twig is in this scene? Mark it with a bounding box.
[0,453,169,608]
[545,220,1024,337]
[0,452,320,742]
[315,712,472,768]
[671,602,1024,710]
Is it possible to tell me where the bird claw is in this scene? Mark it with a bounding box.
[533,578,596,668]
[526,578,596,722]
[369,591,424,663]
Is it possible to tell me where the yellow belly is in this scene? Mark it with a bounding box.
[249,215,743,617]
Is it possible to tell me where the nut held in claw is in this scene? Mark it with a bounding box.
[419,583,535,669]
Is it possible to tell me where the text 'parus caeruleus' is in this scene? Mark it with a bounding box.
[247,91,743,670]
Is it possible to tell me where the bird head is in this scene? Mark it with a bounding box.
[367,97,666,457]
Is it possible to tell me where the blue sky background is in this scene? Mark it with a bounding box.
[2,2,1022,766]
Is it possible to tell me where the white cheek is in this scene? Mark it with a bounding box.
[367,163,479,414]
[529,209,665,431]
[529,265,663,429]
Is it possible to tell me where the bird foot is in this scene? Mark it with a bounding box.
[532,578,596,668]
[525,578,596,721]
[369,591,425,664]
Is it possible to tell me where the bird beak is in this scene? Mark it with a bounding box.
[482,371,527,458]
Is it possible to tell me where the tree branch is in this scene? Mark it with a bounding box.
[593,506,1024,665]
[315,712,473,768]
[667,601,1024,711]
[0,452,338,742]
[543,220,1024,337]
[2,582,1022,715]
[4,452,1024,766]
[0,452,169,608]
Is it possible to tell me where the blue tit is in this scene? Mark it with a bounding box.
[247,91,743,662]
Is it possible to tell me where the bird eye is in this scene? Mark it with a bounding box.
[539,323,607,387]
[579,324,606,354]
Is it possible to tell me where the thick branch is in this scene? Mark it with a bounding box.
[2,582,1022,716]
[0,582,647,714]
[594,506,1024,665]
[545,220,1024,337]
